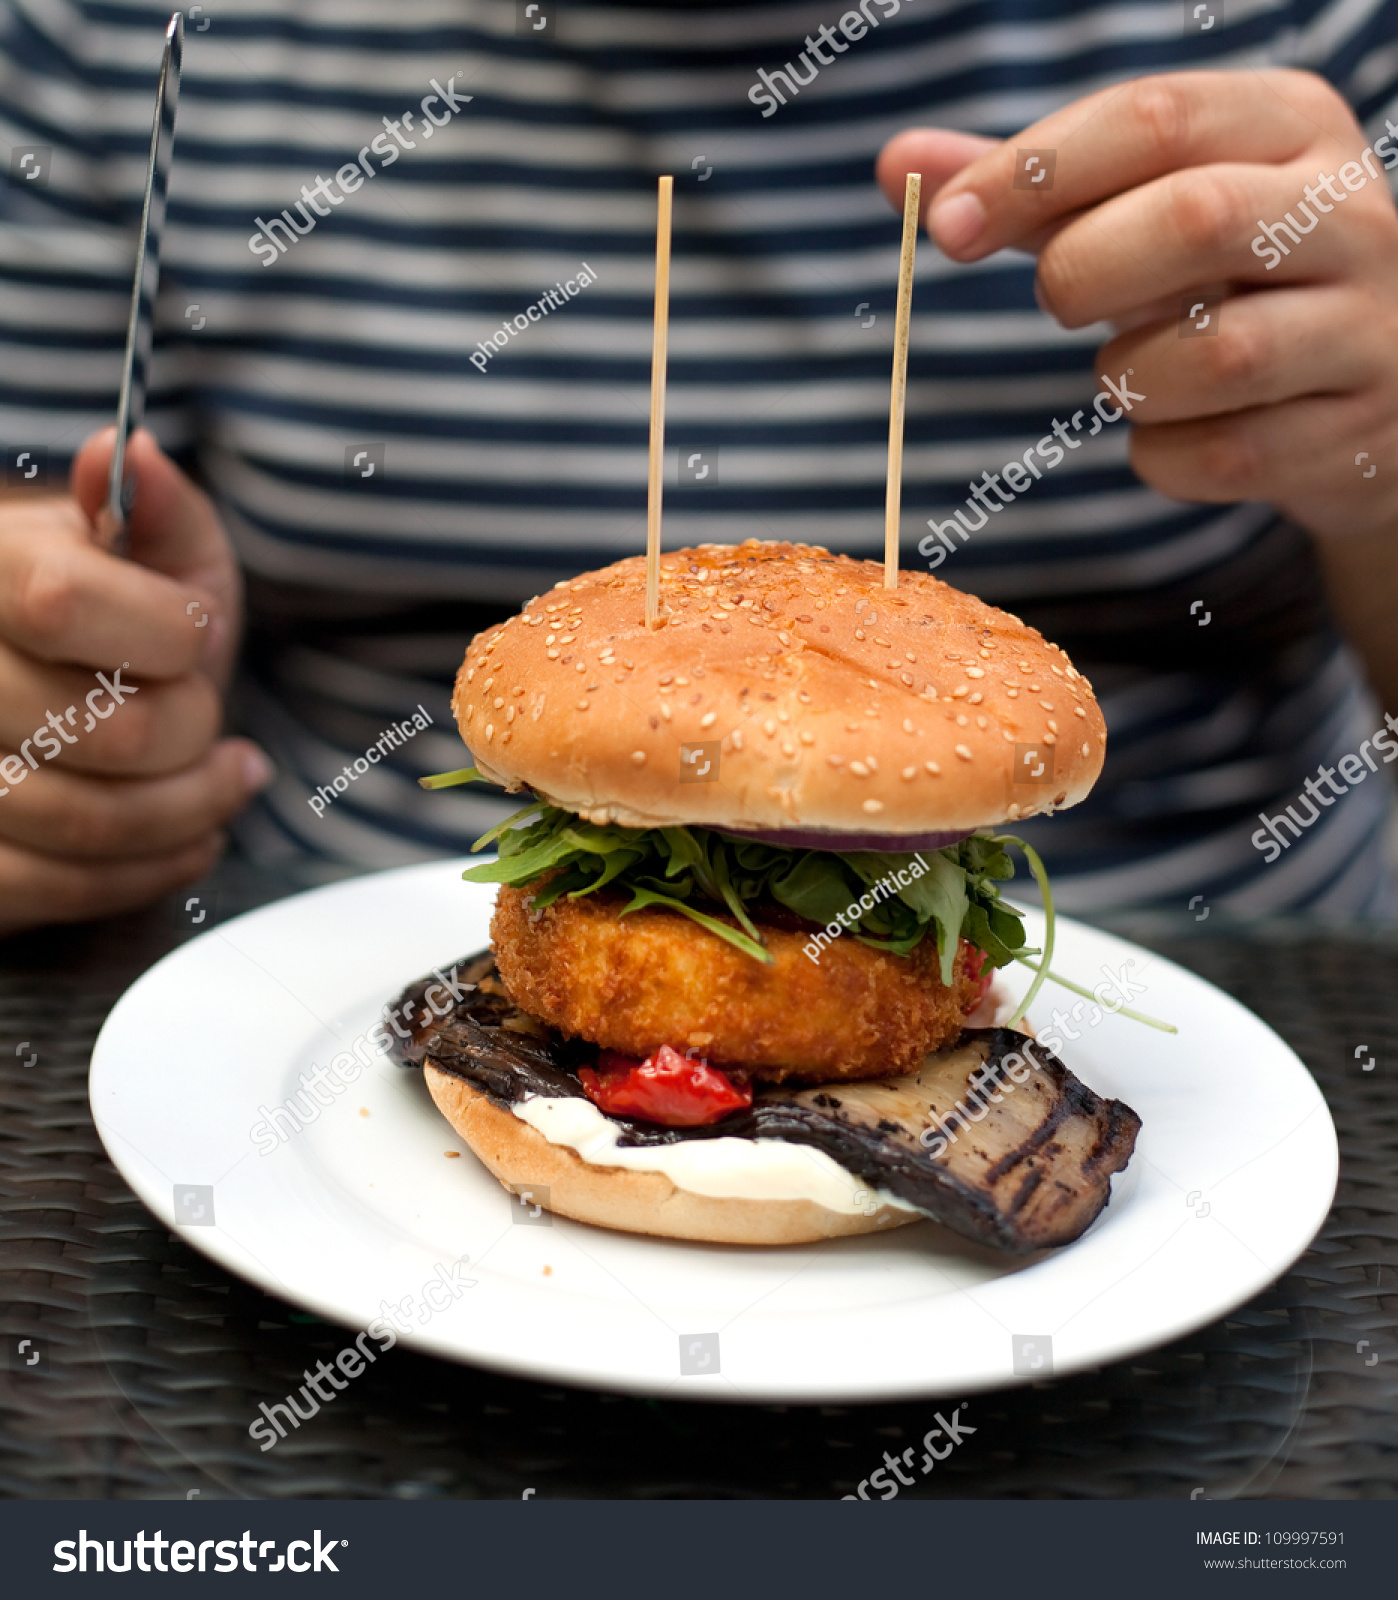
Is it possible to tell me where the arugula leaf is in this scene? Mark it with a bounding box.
[461,802,1034,974]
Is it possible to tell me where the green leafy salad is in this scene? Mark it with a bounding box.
[420,766,1173,1036]
[460,789,1049,998]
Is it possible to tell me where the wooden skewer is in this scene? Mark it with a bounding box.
[884,171,921,591]
[646,174,674,629]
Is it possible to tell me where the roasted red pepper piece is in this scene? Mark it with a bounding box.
[578,1044,754,1127]
[959,940,994,1015]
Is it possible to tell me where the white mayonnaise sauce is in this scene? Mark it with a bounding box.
[511,1094,917,1216]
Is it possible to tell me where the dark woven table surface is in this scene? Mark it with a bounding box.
[2,860,1395,1500]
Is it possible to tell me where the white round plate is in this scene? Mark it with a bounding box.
[90,861,1337,1404]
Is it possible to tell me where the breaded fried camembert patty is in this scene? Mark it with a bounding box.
[491,881,982,1083]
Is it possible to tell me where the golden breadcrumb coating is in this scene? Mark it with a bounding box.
[490,883,980,1084]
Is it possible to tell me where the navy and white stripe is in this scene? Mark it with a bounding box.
[2,0,1396,911]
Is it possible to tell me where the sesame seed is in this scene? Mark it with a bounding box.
[660,703,672,721]
[799,731,814,745]
[1048,719,1058,733]
[900,672,914,686]
[659,673,674,686]
[1003,730,1015,741]
[1074,706,1087,718]
[675,676,690,686]
[848,760,870,776]
[902,718,915,733]
[546,649,559,660]
[576,663,586,673]
[731,729,744,750]
[865,756,878,772]
[494,696,505,709]
[1007,688,1018,698]
[956,714,969,727]
[483,678,494,692]
[781,741,795,756]
[1006,802,1021,819]
[466,668,475,682]
[862,799,885,814]
[955,744,973,761]
[905,653,916,663]
[465,705,474,721]
[965,666,985,679]
[902,765,917,780]
[559,635,575,644]
[976,715,988,728]
[969,693,983,705]
[486,724,494,741]
[1043,733,1056,745]
[1028,683,1041,692]
[501,730,512,743]
[1039,700,1055,711]
[546,635,557,645]
[1082,743,1091,756]
[700,711,717,729]
[1051,665,1064,676]
[925,761,941,776]
[764,719,776,737]
[506,706,516,723]
[952,686,969,698]
[576,699,589,711]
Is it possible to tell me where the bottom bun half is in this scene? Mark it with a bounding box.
[423,1064,920,1246]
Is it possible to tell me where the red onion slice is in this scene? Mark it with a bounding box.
[719,825,972,853]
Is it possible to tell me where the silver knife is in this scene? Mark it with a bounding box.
[99,11,184,555]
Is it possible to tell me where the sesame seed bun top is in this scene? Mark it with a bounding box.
[452,540,1106,835]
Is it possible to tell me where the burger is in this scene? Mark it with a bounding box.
[391,540,1141,1253]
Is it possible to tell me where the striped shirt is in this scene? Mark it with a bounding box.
[3,0,1396,913]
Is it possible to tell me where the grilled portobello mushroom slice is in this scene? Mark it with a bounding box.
[389,954,1140,1254]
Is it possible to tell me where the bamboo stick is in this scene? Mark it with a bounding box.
[884,171,921,591]
[646,175,674,628]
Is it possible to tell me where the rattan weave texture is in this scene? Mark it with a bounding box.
[2,868,1394,1499]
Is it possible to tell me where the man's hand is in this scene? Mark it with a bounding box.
[0,428,270,936]
[878,69,1398,696]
